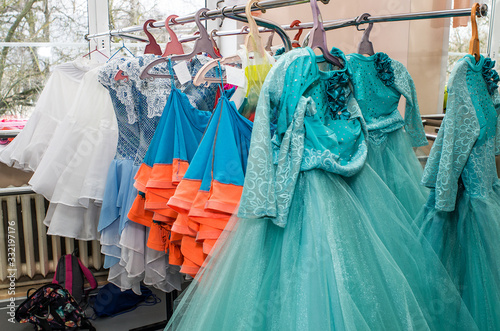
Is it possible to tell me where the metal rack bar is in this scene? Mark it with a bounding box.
[0,130,21,138]
[176,5,487,44]
[0,187,34,197]
[323,4,488,31]
[85,0,329,41]
[86,3,487,48]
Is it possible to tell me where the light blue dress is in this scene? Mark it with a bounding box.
[415,54,500,330]
[97,55,216,293]
[347,53,429,218]
[165,48,477,330]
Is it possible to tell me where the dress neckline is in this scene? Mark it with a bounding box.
[348,52,379,62]
[464,54,485,72]
[306,47,349,80]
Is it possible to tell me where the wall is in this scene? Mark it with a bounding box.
[0,163,32,188]
[407,0,452,115]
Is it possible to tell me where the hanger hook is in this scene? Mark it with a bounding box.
[254,1,266,14]
[165,15,179,36]
[355,13,371,31]
[201,10,211,20]
[193,8,211,39]
[478,3,488,17]
[231,5,238,16]
[220,6,228,18]
[290,20,303,47]
[469,3,481,62]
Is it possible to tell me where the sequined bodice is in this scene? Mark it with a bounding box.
[239,47,368,227]
[347,53,427,147]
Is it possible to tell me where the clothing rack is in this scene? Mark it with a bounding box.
[173,5,488,43]
[86,3,488,51]
[84,3,489,331]
[84,0,330,41]
[323,4,488,31]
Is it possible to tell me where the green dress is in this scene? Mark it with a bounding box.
[165,48,478,331]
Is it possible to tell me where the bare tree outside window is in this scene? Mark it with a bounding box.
[0,0,204,120]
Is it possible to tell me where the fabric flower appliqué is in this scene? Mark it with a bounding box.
[325,70,350,120]
[481,57,500,95]
[275,47,286,56]
[374,53,395,87]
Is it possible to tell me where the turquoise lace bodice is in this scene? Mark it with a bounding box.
[238,47,368,227]
[347,53,428,147]
[422,55,500,211]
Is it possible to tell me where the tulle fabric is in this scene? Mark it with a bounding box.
[415,181,500,330]
[366,128,429,218]
[44,202,101,240]
[166,169,477,331]
[0,61,90,171]
[98,159,139,268]
[98,159,183,294]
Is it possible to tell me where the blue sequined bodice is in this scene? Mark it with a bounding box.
[347,53,427,147]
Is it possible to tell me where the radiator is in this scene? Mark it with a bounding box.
[0,193,104,289]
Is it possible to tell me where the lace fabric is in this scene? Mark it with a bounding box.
[0,62,90,171]
[238,47,368,227]
[422,55,500,211]
[99,55,217,165]
[416,54,500,330]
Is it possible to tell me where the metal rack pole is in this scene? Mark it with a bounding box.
[324,4,488,31]
[172,5,487,45]
[0,187,35,197]
[85,0,330,40]
[86,4,488,47]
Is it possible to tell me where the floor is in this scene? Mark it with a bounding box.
[0,287,170,331]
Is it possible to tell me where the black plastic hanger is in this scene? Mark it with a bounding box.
[356,13,375,56]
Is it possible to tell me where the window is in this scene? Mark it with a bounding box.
[0,0,206,123]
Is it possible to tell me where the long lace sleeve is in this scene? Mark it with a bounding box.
[392,60,428,147]
[493,89,500,155]
[237,48,314,226]
[421,62,480,211]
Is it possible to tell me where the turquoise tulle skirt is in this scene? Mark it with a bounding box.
[366,128,429,218]
[165,168,477,331]
[415,180,500,330]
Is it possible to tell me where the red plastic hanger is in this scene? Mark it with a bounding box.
[143,19,162,55]
[290,20,303,48]
[170,8,221,61]
[82,46,108,59]
[140,8,221,80]
[162,15,184,57]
